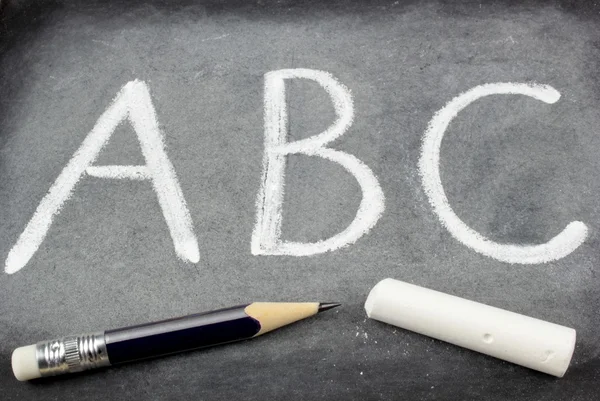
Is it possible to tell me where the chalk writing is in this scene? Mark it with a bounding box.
[252,69,385,256]
[419,83,587,264]
[5,80,199,274]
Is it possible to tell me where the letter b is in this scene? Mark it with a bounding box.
[252,69,385,256]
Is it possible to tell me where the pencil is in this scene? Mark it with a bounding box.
[11,302,340,381]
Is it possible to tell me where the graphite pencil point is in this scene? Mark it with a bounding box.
[318,303,341,313]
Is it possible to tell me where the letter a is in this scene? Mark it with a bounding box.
[252,69,385,256]
[5,80,199,274]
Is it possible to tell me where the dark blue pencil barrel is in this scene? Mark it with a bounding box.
[105,305,260,364]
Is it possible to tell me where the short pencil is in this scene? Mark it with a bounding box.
[11,302,340,381]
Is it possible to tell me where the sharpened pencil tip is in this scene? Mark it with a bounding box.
[318,302,341,312]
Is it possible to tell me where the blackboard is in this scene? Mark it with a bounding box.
[1,1,599,400]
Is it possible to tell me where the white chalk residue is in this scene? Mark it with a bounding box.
[252,68,385,256]
[419,82,588,264]
[5,80,199,274]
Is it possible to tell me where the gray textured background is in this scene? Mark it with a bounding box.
[1,1,599,400]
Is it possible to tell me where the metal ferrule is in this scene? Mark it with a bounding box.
[36,332,111,377]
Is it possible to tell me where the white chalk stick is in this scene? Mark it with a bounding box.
[12,344,41,381]
[365,278,576,377]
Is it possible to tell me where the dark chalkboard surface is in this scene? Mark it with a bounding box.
[1,1,599,400]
